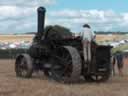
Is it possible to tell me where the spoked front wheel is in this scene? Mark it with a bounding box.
[15,54,33,78]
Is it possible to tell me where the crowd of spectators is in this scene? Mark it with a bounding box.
[0,41,31,49]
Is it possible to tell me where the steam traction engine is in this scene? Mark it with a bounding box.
[15,7,112,83]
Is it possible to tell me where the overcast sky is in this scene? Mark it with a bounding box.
[0,0,128,34]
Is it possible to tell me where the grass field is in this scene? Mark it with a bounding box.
[0,59,128,96]
[96,34,127,42]
[0,34,127,43]
[0,35,34,43]
[0,34,128,96]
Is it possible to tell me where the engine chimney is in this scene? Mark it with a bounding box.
[37,7,46,39]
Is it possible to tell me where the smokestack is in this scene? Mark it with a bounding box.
[37,7,46,36]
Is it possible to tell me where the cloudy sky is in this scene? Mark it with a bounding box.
[0,0,128,34]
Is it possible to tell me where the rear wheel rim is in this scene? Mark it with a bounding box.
[49,46,82,83]
[50,49,72,82]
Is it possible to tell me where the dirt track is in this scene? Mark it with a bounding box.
[0,59,128,96]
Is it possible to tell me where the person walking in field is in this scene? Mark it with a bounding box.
[112,52,124,76]
[79,24,96,64]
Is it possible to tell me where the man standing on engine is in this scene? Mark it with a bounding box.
[79,24,96,64]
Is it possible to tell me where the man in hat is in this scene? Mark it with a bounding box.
[79,24,96,64]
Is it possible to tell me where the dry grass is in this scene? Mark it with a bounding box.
[0,35,34,43]
[96,34,127,42]
[0,34,127,43]
[0,59,128,96]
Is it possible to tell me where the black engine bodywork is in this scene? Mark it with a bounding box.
[15,6,113,82]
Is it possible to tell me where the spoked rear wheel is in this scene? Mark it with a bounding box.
[49,46,82,83]
[15,54,33,78]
